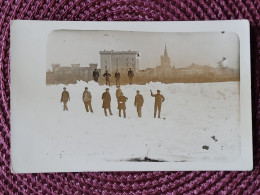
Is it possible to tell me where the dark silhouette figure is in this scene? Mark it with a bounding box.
[118,92,128,118]
[114,70,121,87]
[93,69,99,82]
[82,87,93,113]
[128,68,134,85]
[134,90,144,118]
[116,86,122,101]
[150,90,165,118]
[103,70,111,86]
[102,88,113,116]
[60,87,70,111]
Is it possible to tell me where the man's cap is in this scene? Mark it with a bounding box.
[85,87,88,89]
[106,88,109,91]
[63,87,66,89]
[157,90,161,92]
[137,90,140,93]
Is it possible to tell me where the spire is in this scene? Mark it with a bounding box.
[164,44,168,57]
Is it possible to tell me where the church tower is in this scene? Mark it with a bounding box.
[161,44,171,67]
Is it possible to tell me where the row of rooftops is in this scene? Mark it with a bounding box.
[51,63,98,71]
[99,50,139,54]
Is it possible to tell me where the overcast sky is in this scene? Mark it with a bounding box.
[47,30,239,71]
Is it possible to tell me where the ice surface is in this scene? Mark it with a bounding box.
[39,81,240,162]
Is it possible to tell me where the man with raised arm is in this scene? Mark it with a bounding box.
[150,89,165,118]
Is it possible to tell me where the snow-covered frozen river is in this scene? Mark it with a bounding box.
[32,81,240,163]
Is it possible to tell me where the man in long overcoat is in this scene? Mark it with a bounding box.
[92,69,99,82]
[114,70,121,87]
[134,90,144,118]
[128,68,134,85]
[116,86,122,102]
[60,87,70,111]
[117,92,128,118]
[82,87,93,113]
[102,88,113,116]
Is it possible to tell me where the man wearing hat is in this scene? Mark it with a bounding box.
[103,70,111,86]
[150,89,165,118]
[128,68,134,85]
[82,87,93,113]
[117,92,128,118]
[115,86,122,102]
[134,90,144,118]
[92,69,100,82]
[60,87,70,111]
[114,69,121,87]
[102,88,113,116]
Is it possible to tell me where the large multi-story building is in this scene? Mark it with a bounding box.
[99,50,140,74]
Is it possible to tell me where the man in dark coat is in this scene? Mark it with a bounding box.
[134,90,144,118]
[102,88,113,116]
[116,86,122,102]
[114,70,121,87]
[82,87,93,113]
[128,68,134,85]
[117,92,128,118]
[60,87,70,111]
[151,89,165,118]
[103,70,111,86]
[92,69,99,82]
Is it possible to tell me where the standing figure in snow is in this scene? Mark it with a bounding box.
[114,70,121,87]
[116,86,122,102]
[134,90,144,118]
[102,88,113,116]
[60,87,70,111]
[150,89,165,118]
[117,92,128,118]
[82,87,93,113]
[103,70,111,86]
[92,69,99,82]
[128,68,134,85]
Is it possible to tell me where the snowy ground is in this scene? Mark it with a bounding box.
[40,81,240,162]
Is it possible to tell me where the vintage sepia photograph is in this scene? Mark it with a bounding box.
[46,30,240,162]
[11,20,252,172]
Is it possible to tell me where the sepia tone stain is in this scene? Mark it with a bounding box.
[211,136,218,142]
[202,145,209,150]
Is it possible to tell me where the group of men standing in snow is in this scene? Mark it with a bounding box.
[92,68,134,86]
[60,86,165,118]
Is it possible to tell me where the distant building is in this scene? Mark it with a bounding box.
[160,45,171,67]
[99,50,140,74]
[154,45,175,78]
[137,47,238,83]
[47,63,100,84]
[176,63,214,76]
